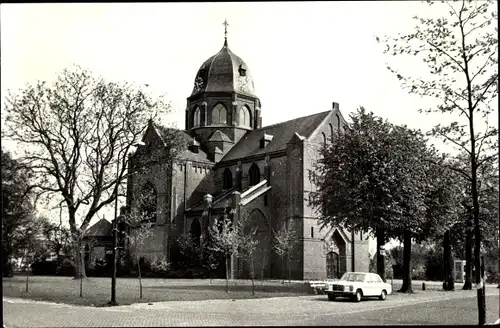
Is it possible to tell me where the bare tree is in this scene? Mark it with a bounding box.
[273,220,298,284]
[122,193,157,299]
[237,212,259,295]
[209,213,240,293]
[3,66,184,278]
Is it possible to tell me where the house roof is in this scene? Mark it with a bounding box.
[220,111,330,162]
[153,124,214,164]
[189,40,257,97]
[84,219,112,238]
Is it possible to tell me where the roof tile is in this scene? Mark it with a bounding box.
[221,111,330,162]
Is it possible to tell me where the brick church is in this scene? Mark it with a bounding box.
[121,25,371,280]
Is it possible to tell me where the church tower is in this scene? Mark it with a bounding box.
[185,20,262,162]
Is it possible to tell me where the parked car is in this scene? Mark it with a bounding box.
[324,272,392,302]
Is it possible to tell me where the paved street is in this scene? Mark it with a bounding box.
[3,287,499,326]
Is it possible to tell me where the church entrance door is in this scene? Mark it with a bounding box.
[326,251,339,279]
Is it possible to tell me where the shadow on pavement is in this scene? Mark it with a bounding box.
[144,284,311,294]
[305,296,384,303]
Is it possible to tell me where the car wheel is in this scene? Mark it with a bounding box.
[379,289,387,301]
[354,289,362,302]
[327,293,336,301]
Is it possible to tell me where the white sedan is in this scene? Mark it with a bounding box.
[324,272,392,302]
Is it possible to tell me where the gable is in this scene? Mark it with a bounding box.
[307,107,347,145]
[323,226,351,244]
[139,122,213,164]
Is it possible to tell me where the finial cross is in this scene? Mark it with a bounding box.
[223,19,229,38]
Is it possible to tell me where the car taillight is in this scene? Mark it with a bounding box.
[349,285,353,292]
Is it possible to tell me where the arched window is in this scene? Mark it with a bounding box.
[193,106,201,127]
[248,163,260,186]
[321,132,327,147]
[239,106,252,128]
[223,168,233,190]
[139,182,157,223]
[329,123,334,142]
[336,114,340,131]
[190,219,201,243]
[212,103,227,124]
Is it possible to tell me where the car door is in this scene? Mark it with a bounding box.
[361,274,373,296]
[372,274,384,295]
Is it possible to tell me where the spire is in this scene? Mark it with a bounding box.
[223,18,229,47]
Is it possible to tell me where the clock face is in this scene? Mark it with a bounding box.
[194,77,204,92]
[237,76,251,93]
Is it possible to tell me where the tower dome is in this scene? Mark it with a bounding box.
[185,20,262,158]
[191,40,256,96]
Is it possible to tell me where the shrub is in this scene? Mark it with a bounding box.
[3,260,14,277]
[425,248,444,281]
[150,256,171,277]
[31,259,58,275]
[117,252,134,277]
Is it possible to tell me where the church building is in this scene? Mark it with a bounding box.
[123,23,370,280]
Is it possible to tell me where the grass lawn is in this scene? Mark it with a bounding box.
[3,274,312,307]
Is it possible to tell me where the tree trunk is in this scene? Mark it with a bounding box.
[399,230,413,293]
[79,270,83,297]
[465,83,485,325]
[209,256,212,284]
[136,248,142,299]
[80,246,86,279]
[251,256,255,296]
[282,257,285,284]
[463,216,473,290]
[70,212,86,279]
[376,227,386,281]
[288,257,292,283]
[260,255,265,282]
[225,253,229,293]
[73,240,87,279]
[443,230,455,291]
[25,260,29,293]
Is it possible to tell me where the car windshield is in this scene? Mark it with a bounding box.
[341,273,366,282]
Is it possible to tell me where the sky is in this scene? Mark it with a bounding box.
[1,2,497,236]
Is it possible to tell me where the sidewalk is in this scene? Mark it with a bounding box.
[4,288,499,327]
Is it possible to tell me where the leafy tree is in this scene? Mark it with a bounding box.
[1,149,35,276]
[273,219,298,284]
[386,125,436,293]
[309,108,394,281]
[176,233,202,270]
[439,153,498,290]
[175,233,220,282]
[419,155,464,291]
[3,66,184,278]
[309,107,437,293]
[378,0,497,317]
